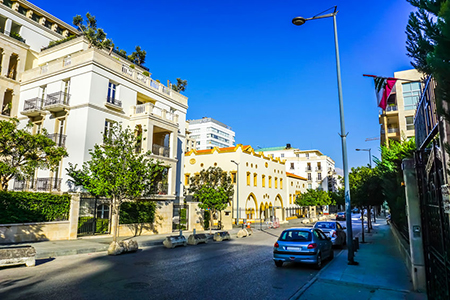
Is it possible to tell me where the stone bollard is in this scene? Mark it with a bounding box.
[213,231,231,242]
[163,235,187,249]
[237,229,248,238]
[108,239,139,255]
[0,246,36,267]
[187,234,208,245]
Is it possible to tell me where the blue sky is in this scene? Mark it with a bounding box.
[32,0,415,169]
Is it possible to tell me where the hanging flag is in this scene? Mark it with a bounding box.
[374,77,397,110]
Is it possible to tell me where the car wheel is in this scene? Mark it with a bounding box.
[275,260,283,268]
[315,254,322,270]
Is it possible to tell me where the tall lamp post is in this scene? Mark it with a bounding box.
[356,148,372,168]
[231,160,239,225]
[292,6,357,265]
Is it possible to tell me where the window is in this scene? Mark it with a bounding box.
[103,120,115,142]
[107,82,117,103]
[281,154,284,158]
[307,173,312,180]
[97,204,110,219]
[406,116,414,130]
[279,230,311,241]
[253,173,257,186]
[308,184,312,189]
[305,153,309,158]
[296,154,299,157]
[280,178,283,189]
[62,79,70,104]
[402,82,421,110]
[185,174,190,185]
[231,172,236,184]
[247,172,251,186]
[289,194,292,204]
[269,176,272,188]
[275,177,278,189]
[318,173,322,180]
[290,163,294,170]
[262,175,266,187]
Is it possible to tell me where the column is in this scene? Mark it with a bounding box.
[145,122,153,153]
[402,158,426,292]
[169,131,178,159]
[0,86,6,114]
[1,51,11,77]
[168,166,174,195]
[68,194,80,240]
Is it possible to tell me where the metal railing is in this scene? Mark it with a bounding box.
[13,179,25,191]
[45,91,70,106]
[23,97,43,111]
[415,76,438,149]
[36,178,62,191]
[47,133,67,147]
[386,105,398,112]
[151,183,169,195]
[135,104,146,114]
[387,128,399,133]
[305,167,312,172]
[106,97,122,108]
[152,144,170,157]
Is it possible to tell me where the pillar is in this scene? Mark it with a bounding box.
[1,51,11,77]
[402,158,426,292]
[145,122,153,153]
[0,86,6,114]
[4,18,12,36]
[68,193,80,240]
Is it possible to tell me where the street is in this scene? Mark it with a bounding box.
[0,215,363,300]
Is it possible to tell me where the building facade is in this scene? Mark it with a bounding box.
[184,145,307,224]
[2,1,188,208]
[379,69,422,146]
[187,117,235,150]
[258,145,340,192]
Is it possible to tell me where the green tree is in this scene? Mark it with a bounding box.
[406,0,450,120]
[66,123,167,244]
[329,189,344,207]
[128,46,146,65]
[374,139,416,229]
[171,78,188,93]
[0,119,67,191]
[73,13,113,50]
[295,189,331,216]
[188,166,233,231]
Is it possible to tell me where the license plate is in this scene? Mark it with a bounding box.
[286,247,301,250]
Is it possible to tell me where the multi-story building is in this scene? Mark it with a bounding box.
[0,0,78,121]
[258,144,340,192]
[184,145,307,224]
[3,1,188,209]
[184,120,197,153]
[187,117,235,150]
[379,69,422,146]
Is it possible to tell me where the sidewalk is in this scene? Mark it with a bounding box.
[293,220,427,300]
[5,228,242,259]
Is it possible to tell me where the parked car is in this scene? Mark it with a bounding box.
[336,212,346,221]
[313,221,346,247]
[352,208,360,214]
[273,228,333,269]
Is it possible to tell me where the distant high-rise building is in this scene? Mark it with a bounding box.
[188,117,235,150]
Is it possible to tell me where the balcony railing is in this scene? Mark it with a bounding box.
[315,167,322,171]
[106,97,122,108]
[387,128,399,133]
[45,91,70,106]
[150,183,168,195]
[305,167,312,172]
[386,105,398,112]
[36,178,62,192]
[152,144,170,157]
[132,103,178,123]
[415,76,438,150]
[13,179,25,191]
[23,97,43,111]
[47,133,67,147]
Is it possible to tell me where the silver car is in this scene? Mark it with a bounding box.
[273,228,333,269]
[313,221,346,247]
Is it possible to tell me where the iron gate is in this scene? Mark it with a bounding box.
[416,144,450,299]
[78,197,111,236]
[172,204,189,231]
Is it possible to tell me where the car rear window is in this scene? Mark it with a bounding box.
[314,222,336,229]
[279,230,312,242]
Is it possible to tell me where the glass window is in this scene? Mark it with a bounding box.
[406,116,414,130]
[279,230,311,241]
[402,82,421,110]
[107,82,116,103]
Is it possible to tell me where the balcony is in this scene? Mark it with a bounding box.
[386,105,398,112]
[151,182,168,195]
[44,92,70,113]
[152,144,170,158]
[105,97,122,111]
[132,102,179,124]
[21,97,45,117]
[13,179,25,191]
[387,128,399,133]
[305,167,312,172]
[36,178,62,192]
[47,133,67,147]
[315,167,322,171]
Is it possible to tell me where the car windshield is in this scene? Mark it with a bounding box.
[314,222,336,229]
[279,230,311,242]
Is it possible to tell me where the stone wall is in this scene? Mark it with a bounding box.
[0,221,70,244]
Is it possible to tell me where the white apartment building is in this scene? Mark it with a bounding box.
[184,145,307,224]
[2,1,188,207]
[187,117,235,150]
[379,69,422,146]
[258,144,340,192]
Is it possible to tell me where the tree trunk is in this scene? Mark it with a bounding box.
[367,206,371,233]
[361,208,365,243]
[111,197,120,242]
[210,209,213,235]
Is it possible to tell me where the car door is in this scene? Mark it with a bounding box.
[315,230,331,257]
[336,222,343,244]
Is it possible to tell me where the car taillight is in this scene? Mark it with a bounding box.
[332,231,337,238]
[307,243,317,249]
[274,242,279,248]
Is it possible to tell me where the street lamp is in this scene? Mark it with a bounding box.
[231,160,239,225]
[356,148,372,168]
[292,6,357,265]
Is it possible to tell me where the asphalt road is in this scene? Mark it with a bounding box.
[0,215,366,300]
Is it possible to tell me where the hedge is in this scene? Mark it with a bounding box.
[120,200,156,224]
[0,191,71,224]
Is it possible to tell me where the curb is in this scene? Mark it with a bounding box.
[289,249,345,300]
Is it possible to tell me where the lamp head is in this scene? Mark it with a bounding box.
[292,17,306,26]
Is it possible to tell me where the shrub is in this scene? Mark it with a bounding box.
[203,210,210,229]
[142,71,150,77]
[120,200,156,224]
[0,191,71,224]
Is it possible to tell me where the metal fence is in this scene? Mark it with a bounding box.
[172,204,189,231]
[77,197,111,236]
